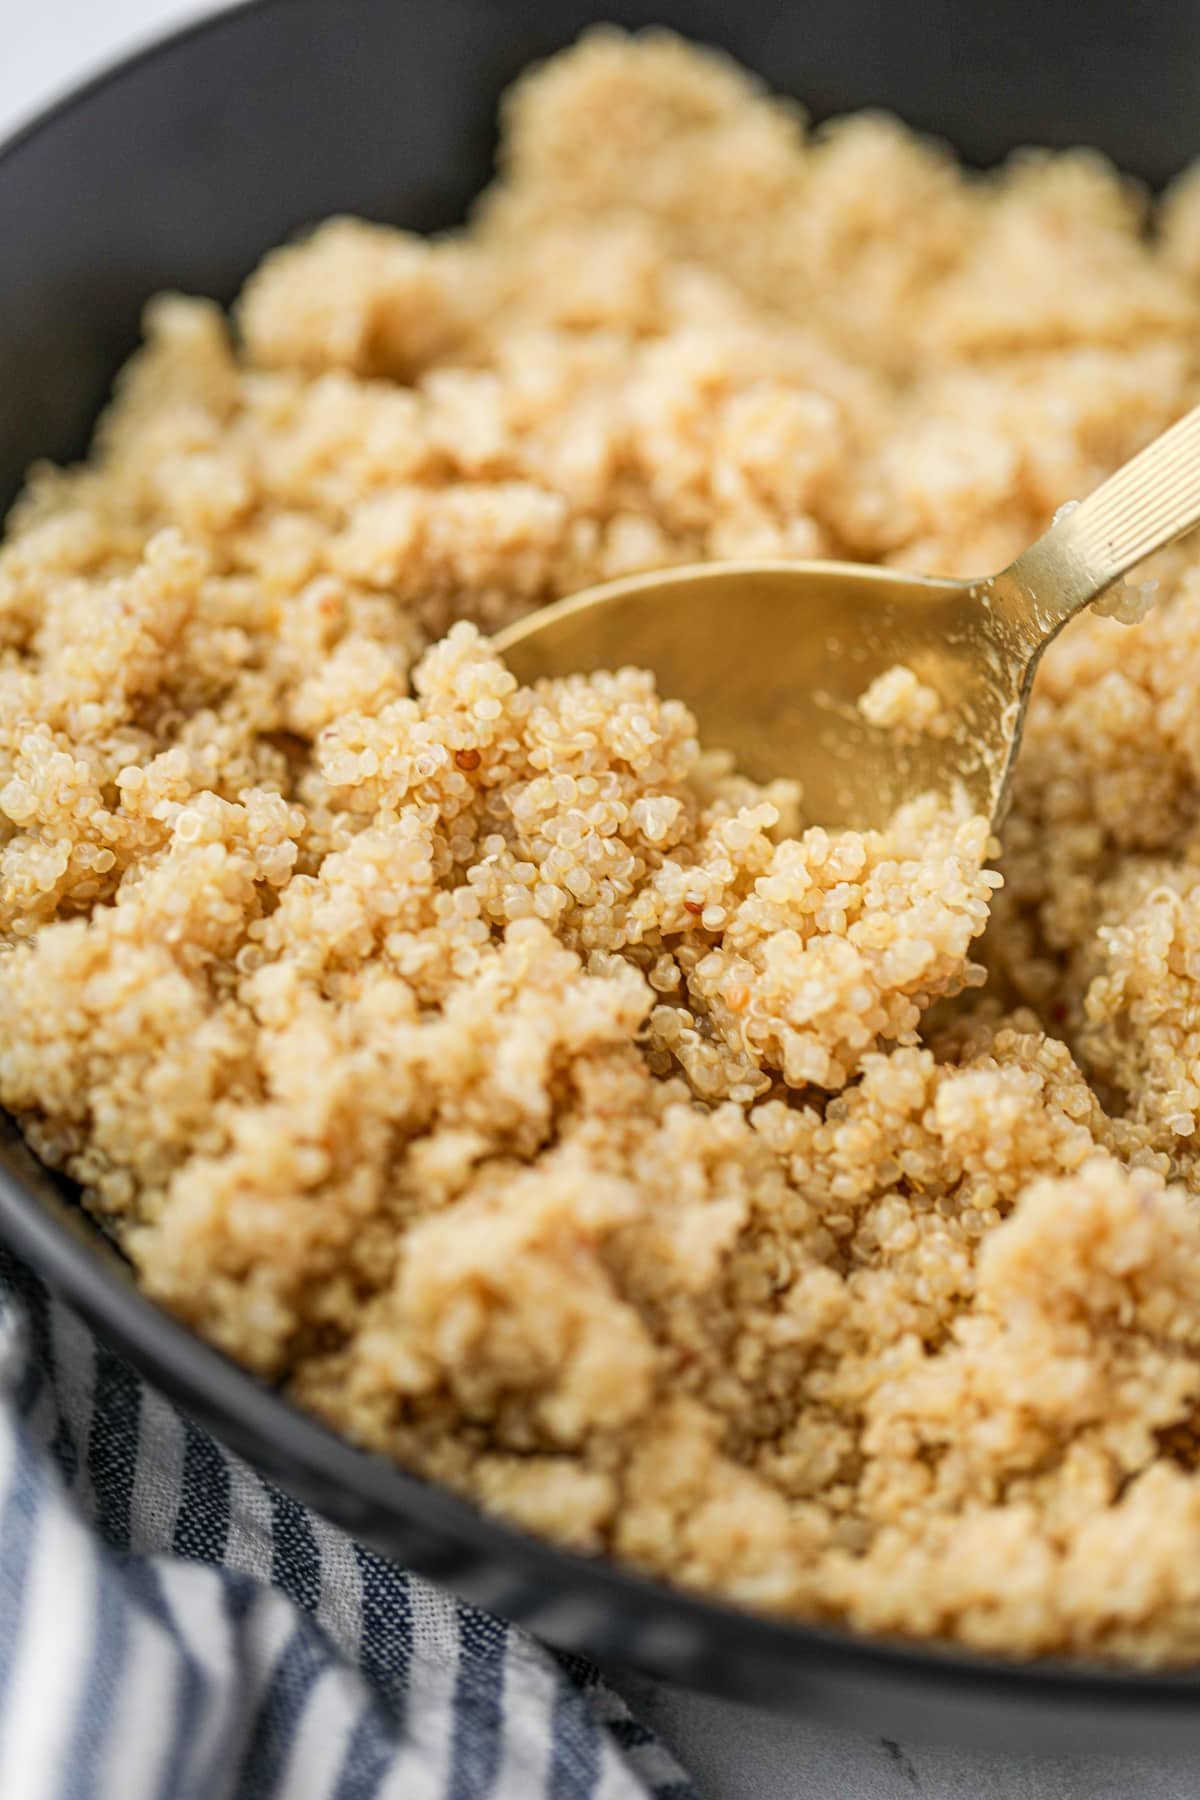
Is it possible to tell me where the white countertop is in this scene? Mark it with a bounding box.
[4,6,1198,1795]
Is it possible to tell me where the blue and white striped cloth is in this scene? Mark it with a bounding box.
[0,1247,698,1800]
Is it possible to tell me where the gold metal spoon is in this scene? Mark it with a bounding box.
[494,405,1200,832]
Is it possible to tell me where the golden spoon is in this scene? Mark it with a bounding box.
[494,406,1200,832]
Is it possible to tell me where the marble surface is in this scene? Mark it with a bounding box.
[4,4,1200,1794]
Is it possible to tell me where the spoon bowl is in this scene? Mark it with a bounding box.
[496,560,1030,831]
[495,405,1200,833]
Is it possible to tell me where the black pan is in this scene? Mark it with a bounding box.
[2,0,1199,1750]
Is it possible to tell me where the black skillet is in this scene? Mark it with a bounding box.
[2,0,1199,1749]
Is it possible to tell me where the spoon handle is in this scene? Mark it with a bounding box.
[999,402,1200,641]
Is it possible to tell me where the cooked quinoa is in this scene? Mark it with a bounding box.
[7,30,1200,1666]
[857,664,950,738]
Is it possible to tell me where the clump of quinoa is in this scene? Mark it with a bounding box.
[5,29,1200,1666]
[1093,572,1161,625]
[857,663,950,738]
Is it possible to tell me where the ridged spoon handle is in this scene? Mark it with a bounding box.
[997,402,1200,643]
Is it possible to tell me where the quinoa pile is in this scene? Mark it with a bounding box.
[7,32,1200,1666]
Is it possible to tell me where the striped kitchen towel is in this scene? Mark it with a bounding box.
[0,1247,698,1800]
